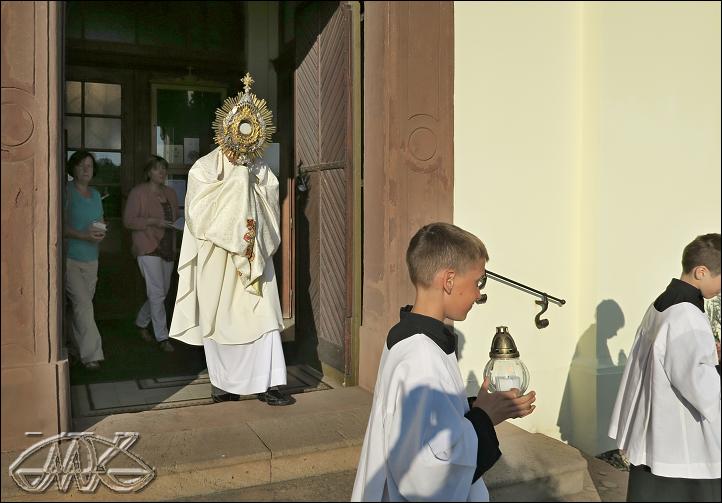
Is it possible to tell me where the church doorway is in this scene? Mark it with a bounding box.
[62,0,361,420]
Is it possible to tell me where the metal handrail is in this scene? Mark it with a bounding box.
[476,269,567,329]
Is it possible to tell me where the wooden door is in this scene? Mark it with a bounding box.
[294,1,356,378]
[64,66,138,320]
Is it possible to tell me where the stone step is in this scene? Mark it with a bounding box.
[485,422,595,501]
[2,387,595,502]
[1,387,369,502]
[173,470,357,502]
[173,469,601,503]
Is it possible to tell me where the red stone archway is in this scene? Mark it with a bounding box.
[0,0,454,450]
[359,1,454,391]
[1,0,68,451]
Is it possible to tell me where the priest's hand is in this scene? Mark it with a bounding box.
[472,377,536,425]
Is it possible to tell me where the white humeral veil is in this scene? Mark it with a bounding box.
[169,147,286,394]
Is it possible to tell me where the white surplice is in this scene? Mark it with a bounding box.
[169,147,287,393]
[608,301,721,479]
[352,334,489,502]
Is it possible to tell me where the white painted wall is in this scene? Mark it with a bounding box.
[454,1,721,454]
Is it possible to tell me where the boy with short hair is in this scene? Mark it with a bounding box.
[609,233,721,502]
[352,223,537,502]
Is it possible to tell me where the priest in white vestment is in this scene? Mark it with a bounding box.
[169,146,293,405]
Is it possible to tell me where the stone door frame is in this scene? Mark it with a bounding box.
[0,0,454,450]
[1,0,68,451]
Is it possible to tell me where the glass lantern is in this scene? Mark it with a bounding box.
[482,326,530,395]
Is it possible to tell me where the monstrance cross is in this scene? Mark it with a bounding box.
[242,73,254,94]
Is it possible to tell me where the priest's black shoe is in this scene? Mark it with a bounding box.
[257,389,296,406]
[212,393,240,403]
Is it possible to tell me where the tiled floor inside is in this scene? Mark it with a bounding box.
[71,365,332,418]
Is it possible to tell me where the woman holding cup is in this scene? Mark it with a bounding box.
[64,150,106,369]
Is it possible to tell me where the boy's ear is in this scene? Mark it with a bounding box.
[442,269,455,295]
[694,265,709,280]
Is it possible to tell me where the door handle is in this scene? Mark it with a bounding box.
[297,161,345,175]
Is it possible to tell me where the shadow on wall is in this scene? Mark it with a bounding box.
[452,326,482,398]
[557,299,627,456]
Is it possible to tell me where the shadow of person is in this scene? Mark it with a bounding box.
[355,328,562,500]
[291,177,323,376]
[357,383,490,500]
[557,299,627,456]
[451,324,466,360]
[449,325,482,398]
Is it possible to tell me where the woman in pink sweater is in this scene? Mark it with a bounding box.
[123,155,179,352]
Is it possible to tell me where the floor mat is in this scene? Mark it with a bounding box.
[69,319,207,385]
[71,365,332,417]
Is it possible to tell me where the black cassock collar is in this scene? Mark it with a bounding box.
[386,305,456,355]
[654,278,705,313]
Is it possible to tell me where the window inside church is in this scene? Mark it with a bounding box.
[64,80,123,221]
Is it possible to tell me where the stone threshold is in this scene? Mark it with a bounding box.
[2,386,597,502]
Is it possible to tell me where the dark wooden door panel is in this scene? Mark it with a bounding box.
[294,1,353,375]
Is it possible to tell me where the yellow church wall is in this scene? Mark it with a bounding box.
[454,1,721,454]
